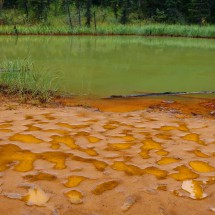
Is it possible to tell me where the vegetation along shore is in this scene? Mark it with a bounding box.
[0,0,215,38]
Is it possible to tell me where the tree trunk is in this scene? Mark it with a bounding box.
[24,0,29,22]
[77,0,81,26]
[93,11,97,30]
[67,0,72,29]
[0,0,4,16]
[86,0,92,27]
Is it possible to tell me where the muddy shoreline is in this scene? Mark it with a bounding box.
[0,95,214,215]
[1,32,215,40]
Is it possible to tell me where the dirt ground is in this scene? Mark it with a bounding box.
[0,96,214,215]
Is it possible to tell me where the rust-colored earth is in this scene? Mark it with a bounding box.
[0,94,214,215]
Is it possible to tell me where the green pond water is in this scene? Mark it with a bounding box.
[0,36,215,98]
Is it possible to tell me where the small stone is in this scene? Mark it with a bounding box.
[210,207,215,212]
[121,195,137,212]
[144,188,157,195]
[52,209,59,215]
[162,101,175,104]
[160,208,167,215]
[4,192,22,199]
[210,111,215,116]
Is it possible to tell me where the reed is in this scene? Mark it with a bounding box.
[0,24,215,38]
[0,58,59,103]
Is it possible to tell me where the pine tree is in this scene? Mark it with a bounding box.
[165,0,178,23]
[85,0,92,27]
[30,0,50,22]
[0,0,4,18]
[120,0,130,24]
[188,0,210,24]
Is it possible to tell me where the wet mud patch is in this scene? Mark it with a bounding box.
[0,105,214,214]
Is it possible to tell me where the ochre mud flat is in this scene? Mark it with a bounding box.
[0,97,214,215]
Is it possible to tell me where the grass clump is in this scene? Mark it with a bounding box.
[0,58,59,103]
[0,24,215,38]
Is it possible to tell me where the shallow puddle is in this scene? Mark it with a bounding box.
[23,187,50,206]
[9,134,43,144]
[64,176,87,188]
[111,162,143,176]
[65,190,83,204]
[24,173,57,181]
[0,144,37,172]
[193,150,210,158]
[87,136,101,143]
[57,122,89,129]
[157,157,180,165]
[182,180,207,200]
[183,133,205,145]
[143,167,168,179]
[0,123,12,129]
[108,142,133,151]
[189,161,215,173]
[50,135,79,149]
[92,180,120,195]
[170,165,199,181]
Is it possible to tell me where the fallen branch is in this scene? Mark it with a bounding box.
[107,91,215,99]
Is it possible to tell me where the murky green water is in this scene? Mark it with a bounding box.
[0,36,215,97]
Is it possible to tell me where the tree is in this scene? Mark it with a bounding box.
[29,0,50,22]
[85,0,92,27]
[120,0,130,24]
[188,0,210,24]
[0,0,4,17]
[75,0,81,26]
[110,0,119,20]
[165,0,183,23]
[137,0,147,19]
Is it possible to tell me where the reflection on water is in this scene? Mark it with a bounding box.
[0,36,215,97]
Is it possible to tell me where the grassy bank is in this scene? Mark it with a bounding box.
[0,59,59,103]
[0,24,215,38]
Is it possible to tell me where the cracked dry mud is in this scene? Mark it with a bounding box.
[0,106,214,215]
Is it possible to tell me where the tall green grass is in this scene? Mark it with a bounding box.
[0,24,215,38]
[0,59,59,102]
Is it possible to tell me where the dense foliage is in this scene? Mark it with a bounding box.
[0,0,215,25]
